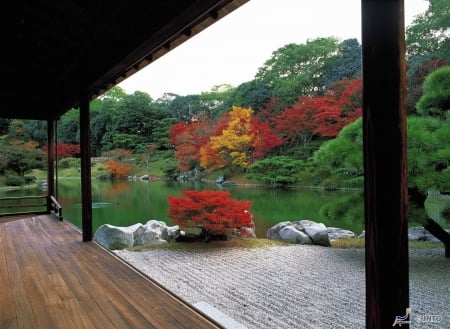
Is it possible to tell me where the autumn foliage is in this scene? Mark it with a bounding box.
[199,106,282,171]
[167,190,254,238]
[103,160,132,178]
[168,79,362,172]
[42,143,80,158]
[102,148,133,178]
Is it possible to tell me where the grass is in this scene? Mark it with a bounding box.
[128,237,289,252]
[331,238,444,249]
[129,236,444,252]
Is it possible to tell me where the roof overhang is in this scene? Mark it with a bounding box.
[1,0,248,120]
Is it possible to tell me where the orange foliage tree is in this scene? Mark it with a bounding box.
[102,148,133,178]
[167,190,254,239]
[169,115,215,171]
[199,106,281,171]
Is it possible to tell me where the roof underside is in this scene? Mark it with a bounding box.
[1,0,248,120]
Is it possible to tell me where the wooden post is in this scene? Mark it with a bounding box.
[47,119,55,212]
[80,92,93,242]
[362,0,409,328]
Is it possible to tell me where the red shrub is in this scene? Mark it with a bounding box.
[167,190,253,238]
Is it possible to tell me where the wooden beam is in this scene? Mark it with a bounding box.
[361,0,409,328]
[79,91,93,242]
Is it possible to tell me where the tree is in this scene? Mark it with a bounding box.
[406,0,450,60]
[200,106,281,171]
[42,143,80,158]
[255,37,340,106]
[406,58,448,114]
[416,65,450,119]
[58,109,80,144]
[199,107,254,171]
[226,80,273,112]
[112,91,153,149]
[199,84,236,118]
[310,117,450,256]
[0,139,45,177]
[101,149,133,179]
[273,97,323,147]
[167,190,253,240]
[321,38,362,89]
[273,79,362,147]
[103,160,132,179]
[246,156,303,188]
[168,94,210,123]
[169,116,215,171]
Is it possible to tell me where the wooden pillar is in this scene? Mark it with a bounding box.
[361,0,409,328]
[80,92,93,242]
[47,119,55,210]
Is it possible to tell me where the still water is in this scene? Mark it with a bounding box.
[57,179,365,237]
[2,179,448,237]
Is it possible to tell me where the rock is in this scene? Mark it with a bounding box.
[408,227,427,241]
[239,226,256,238]
[94,223,142,249]
[299,220,330,246]
[279,226,313,244]
[216,175,225,184]
[266,220,330,246]
[140,174,149,180]
[94,220,181,249]
[328,227,356,241]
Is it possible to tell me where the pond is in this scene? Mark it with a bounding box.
[2,179,449,238]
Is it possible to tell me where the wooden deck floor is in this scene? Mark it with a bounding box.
[0,215,221,329]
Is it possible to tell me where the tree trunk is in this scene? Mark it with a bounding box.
[423,218,450,258]
[409,187,450,258]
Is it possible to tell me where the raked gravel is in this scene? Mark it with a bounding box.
[115,245,449,329]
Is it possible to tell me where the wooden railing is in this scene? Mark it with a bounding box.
[0,195,63,220]
[49,195,63,220]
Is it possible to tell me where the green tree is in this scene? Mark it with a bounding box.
[406,0,450,60]
[255,37,340,106]
[246,156,303,188]
[309,117,450,256]
[168,94,210,123]
[199,84,236,118]
[226,80,272,112]
[321,38,362,89]
[0,139,45,177]
[416,65,450,119]
[58,109,79,144]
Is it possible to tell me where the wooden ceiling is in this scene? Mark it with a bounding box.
[0,0,248,120]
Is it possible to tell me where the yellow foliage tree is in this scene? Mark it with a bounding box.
[200,106,255,171]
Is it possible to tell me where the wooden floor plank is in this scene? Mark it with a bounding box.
[0,215,221,329]
[0,225,19,329]
[2,223,38,329]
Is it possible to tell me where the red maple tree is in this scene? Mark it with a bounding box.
[167,190,254,239]
[169,117,215,171]
[43,143,80,158]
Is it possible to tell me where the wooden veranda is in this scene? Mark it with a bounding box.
[1,0,413,327]
[0,215,221,329]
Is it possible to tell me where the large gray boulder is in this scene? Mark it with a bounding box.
[94,223,142,249]
[94,220,181,249]
[267,220,331,246]
[328,227,356,241]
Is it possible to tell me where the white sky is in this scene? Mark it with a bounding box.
[118,0,429,99]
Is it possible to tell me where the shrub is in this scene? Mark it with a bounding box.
[6,175,25,186]
[167,190,254,240]
[58,157,80,169]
